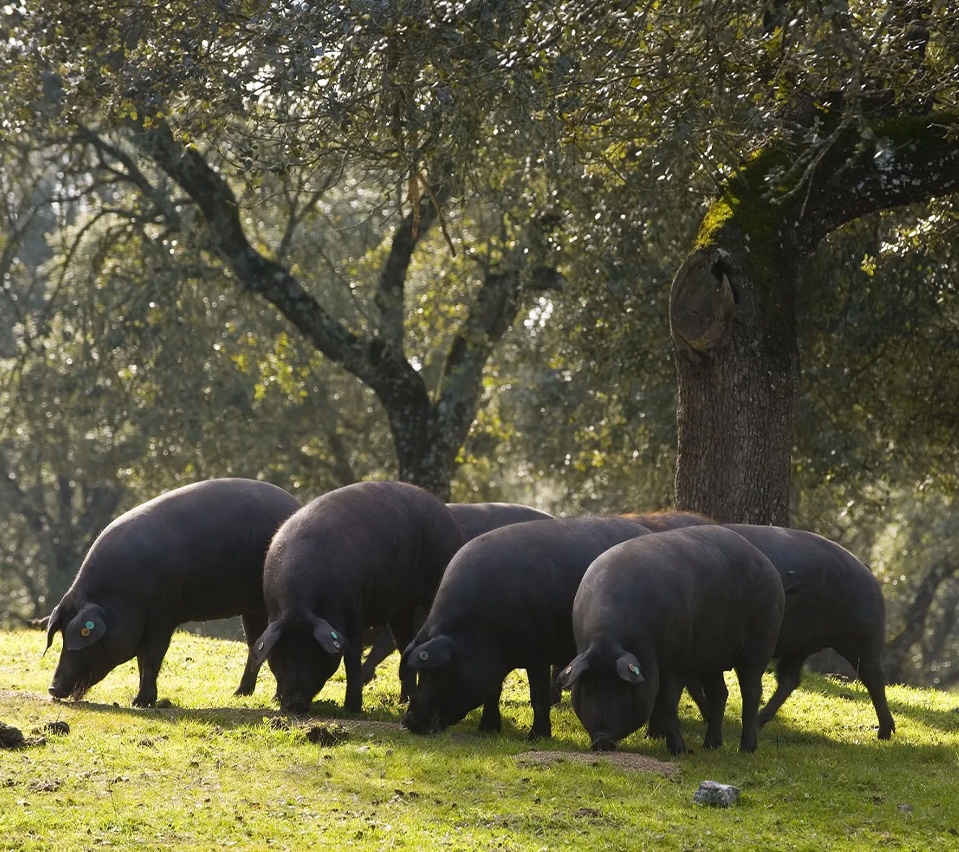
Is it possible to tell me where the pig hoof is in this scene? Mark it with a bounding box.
[590,737,617,752]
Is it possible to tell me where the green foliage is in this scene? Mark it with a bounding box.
[3,629,959,849]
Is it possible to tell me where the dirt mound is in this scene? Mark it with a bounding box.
[515,749,680,778]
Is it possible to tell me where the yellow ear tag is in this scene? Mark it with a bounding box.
[81,627,91,637]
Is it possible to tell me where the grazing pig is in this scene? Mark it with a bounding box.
[617,513,894,739]
[45,478,300,706]
[246,480,465,714]
[725,524,895,739]
[558,526,784,755]
[401,516,651,740]
[360,501,554,684]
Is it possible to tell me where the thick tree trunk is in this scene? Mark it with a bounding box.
[671,236,799,525]
[670,113,959,524]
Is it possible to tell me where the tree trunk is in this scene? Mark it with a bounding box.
[670,113,959,524]
[671,235,799,524]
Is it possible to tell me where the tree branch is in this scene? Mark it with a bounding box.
[127,121,426,404]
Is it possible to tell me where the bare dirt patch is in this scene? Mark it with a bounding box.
[515,749,680,779]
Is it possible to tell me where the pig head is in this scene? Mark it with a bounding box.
[45,598,143,702]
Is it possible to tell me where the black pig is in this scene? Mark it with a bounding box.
[558,526,784,755]
[360,501,554,684]
[726,524,895,739]
[246,480,465,714]
[401,516,650,739]
[45,478,300,706]
[615,513,894,739]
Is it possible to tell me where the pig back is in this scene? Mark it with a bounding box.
[724,524,886,657]
[574,526,784,673]
[70,478,299,621]
[263,480,465,624]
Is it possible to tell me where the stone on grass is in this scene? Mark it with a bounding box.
[693,780,740,807]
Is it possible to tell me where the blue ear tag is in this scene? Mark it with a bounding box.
[630,664,640,675]
[419,650,429,661]
[85,621,95,630]
[330,631,338,639]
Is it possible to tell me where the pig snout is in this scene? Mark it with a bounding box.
[280,694,312,715]
[590,734,618,752]
[48,676,89,701]
[401,708,443,735]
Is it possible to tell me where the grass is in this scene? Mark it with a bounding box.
[2,629,959,851]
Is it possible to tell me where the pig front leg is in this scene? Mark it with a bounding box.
[133,630,174,707]
[654,675,688,756]
[478,682,503,733]
[235,611,268,696]
[526,664,555,740]
[342,636,365,713]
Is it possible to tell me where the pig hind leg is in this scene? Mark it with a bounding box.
[698,671,729,749]
[833,640,896,740]
[133,630,174,707]
[735,661,768,753]
[757,652,806,728]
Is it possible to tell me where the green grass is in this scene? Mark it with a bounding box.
[2,629,958,850]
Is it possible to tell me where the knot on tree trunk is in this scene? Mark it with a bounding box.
[670,248,738,355]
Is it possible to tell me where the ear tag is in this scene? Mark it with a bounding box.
[257,641,265,651]
[332,640,341,650]
[629,664,640,675]
[81,627,91,637]
[565,667,572,674]
[419,650,429,661]
[330,631,338,639]
[85,621,96,630]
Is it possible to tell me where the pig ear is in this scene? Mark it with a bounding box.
[44,605,64,652]
[311,617,347,656]
[616,653,644,684]
[557,653,590,689]
[64,604,108,651]
[250,621,284,671]
[407,634,455,670]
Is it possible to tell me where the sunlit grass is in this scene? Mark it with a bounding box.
[2,629,958,850]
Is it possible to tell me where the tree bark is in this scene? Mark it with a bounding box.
[670,113,959,524]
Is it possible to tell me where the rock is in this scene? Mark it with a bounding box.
[693,780,740,807]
